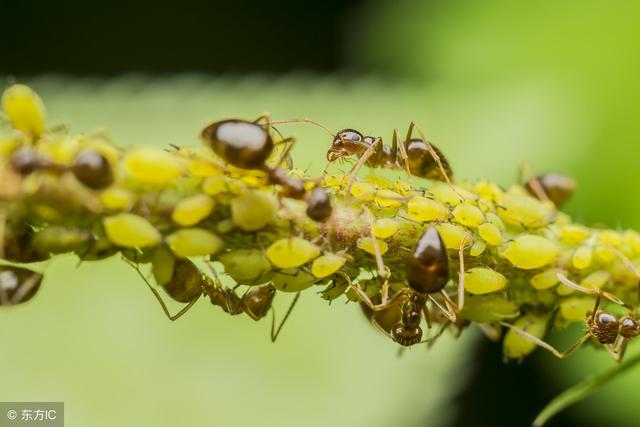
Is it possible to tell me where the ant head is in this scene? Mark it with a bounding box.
[618,316,640,338]
[327,129,363,161]
[589,310,619,344]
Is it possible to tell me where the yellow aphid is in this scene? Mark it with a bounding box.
[485,212,505,231]
[226,179,247,194]
[271,268,317,293]
[465,268,507,295]
[363,174,393,188]
[394,179,413,194]
[216,219,234,234]
[1,84,46,138]
[266,237,320,269]
[503,314,549,359]
[461,294,519,323]
[103,213,161,248]
[231,190,277,231]
[187,159,222,178]
[166,228,224,257]
[406,197,450,222]
[350,181,376,201]
[478,223,503,246]
[556,283,575,296]
[357,237,389,256]
[503,235,558,269]
[428,183,463,206]
[530,268,563,290]
[474,180,503,202]
[171,194,214,226]
[598,230,622,247]
[373,218,399,239]
[560,297,595,321]
[375,189,403,207]
[452,203,484,227]
[100,187,134,210]
[572,246,592,270]
[311,254,346,278]
[581,270,610,290]
[469,240,486,257]
[124,147,182,185]
[202,176,226,195]
[324,173,347,188]
[435,223,468,250]
[623,230,640,254]
[38,136,79,165]
[497,194,552,228]
[559,224,590,244]
[594,245,615,263]
[218,249,273,285]
[33,204,62,221]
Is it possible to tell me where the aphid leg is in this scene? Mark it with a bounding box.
[270,292,301,342]
[337,271,408,312]
[519,162,549,202]
[405,122,455,186]
[344,138,379,203]
[557,273,632,310]
[126,259,199,321]
[500,321,592,359]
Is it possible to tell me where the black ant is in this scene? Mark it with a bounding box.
[126,257,299,342]
[502,272,639,361]
[200,116,332,222]
[0,265,43,306]
[344,226,466,347]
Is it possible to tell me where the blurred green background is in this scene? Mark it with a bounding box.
[2,1,640,426]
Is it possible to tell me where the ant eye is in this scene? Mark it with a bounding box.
[621,318,636,328]
[597,312,617,326]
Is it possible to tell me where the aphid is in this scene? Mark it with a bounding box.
[200,116,332,222]
[502,273,637,361]
[126,257,298,341]
[521,166,576,207]
[0,266,43,306]
[347,226,466,347]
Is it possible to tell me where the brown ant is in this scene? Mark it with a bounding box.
[200,116,332,222]
[502,272,639,361]
[0,265,43,306]
[126,257,299,342]
[344,226,466,347]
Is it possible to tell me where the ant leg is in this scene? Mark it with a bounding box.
[428,292,457,323]
[344,138,379,203]
[405,121,455,187]
[337,271,409,312]
[419,319,451,347]
[363,206,388,280]
[456,235,468,311]
[500,321,592,359]
[393,129,414,185]
[606,246,640,305]
[422,303,432,329]
[557,273,632,310]
[126,259,199,321]
[519,162,549,202]
[253,113,271,125]
[9,272,42,305]
[270,292,301,342]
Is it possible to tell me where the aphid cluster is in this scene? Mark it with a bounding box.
[2,84,640,361]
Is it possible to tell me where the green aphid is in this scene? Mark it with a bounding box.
[217,249,274,286]
[32,226,91,254]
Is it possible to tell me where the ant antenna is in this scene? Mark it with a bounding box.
[268,118,336,137]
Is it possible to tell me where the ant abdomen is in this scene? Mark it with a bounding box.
[201,119,274,170]
[406,227,450,294]
[406,140,453,181]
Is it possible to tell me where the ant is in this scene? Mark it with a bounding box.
[200,115,332,222]
[344,226,467,347]
[0,265,43,306]
[501,272,639,362]
[267,118,457,202]
[519,164,575,208]
[125,257,299,342]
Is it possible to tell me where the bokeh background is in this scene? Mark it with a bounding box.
[2,1,640,426]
